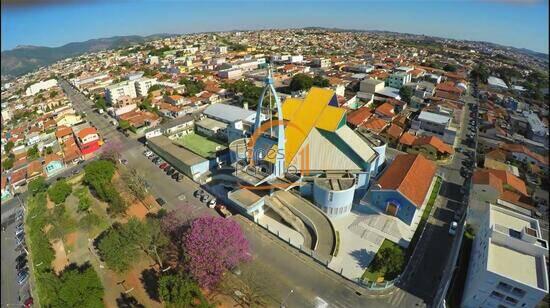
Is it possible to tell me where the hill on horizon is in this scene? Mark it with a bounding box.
[1,34,172,78]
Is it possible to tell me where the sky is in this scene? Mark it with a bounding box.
[1,0,549,53]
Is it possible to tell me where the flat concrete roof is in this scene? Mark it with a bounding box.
[488,241,539,288]
[229,188,262,209]
[491,207,533,231]
[315,177,355,191]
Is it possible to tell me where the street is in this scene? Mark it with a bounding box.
[59,80,426,307]
[396,93,477,306]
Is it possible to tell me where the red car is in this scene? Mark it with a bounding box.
[24,297,33,308]
[159,163,168,169]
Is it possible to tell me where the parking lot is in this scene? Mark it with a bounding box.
[1,197,32,308]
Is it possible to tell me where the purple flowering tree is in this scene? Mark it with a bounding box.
[183,216,251,289]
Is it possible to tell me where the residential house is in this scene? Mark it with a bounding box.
[43,153,65,177]
[26,160,43,181]
[55,126,74,144]
[347,107,373,129]
[361,117,389,135]
[374,102,395,121]
[411,110,457,144]
[364,153,437,226]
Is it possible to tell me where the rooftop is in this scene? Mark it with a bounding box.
[417,111,451,125]
[203,103,256,123]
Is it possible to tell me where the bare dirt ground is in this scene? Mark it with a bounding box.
[51,239,69,274]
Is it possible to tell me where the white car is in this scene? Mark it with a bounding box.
[449,221,458,236]
[208,199,216,208]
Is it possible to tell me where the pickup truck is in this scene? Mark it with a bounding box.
[215,204,232,218]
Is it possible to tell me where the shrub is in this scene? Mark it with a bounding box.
[48,180,72,204]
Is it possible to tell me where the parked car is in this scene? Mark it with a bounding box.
[449,221,458,236]
[194,189,204,198]
[166,168,175,176]
[16,260,27,271]
[24,297,34,308]
[17,271,29,285]
[215,204,232,218]
[200,194,210,203]
[171,172,180,180]
[16,252,27,263]
[156,197,166,206]
[154,160,163,166]
[161,164,171,171]
[119,158,128,165]
[207,199,216,208]
[16,233,25,245]
[159,163,168,169]
[15,228,24,236]
[175,173,183,182]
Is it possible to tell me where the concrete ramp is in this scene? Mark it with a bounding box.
[274,190,336,260]
[264,196,314,249]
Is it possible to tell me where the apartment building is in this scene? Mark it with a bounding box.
[411,110,457,144]
[462,205,548,308]
[386,72,412,89]
[134,77,157,97]
[25,79,58,96]
[105,81,137,104]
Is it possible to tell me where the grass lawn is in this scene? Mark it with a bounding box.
[177,132,226,158]
[361,240,404,282]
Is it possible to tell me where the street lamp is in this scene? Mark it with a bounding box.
[280,289,294,308]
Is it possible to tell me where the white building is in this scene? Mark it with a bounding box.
[411,110,457,144]
[488,76,509,89]
[462,205,548,308]
[218,68,243,79]
[134,77,158,97]
[359,78,385,94]
[215,46,228,54]
[312,58,331,68]
[25,79,58,96]
[105,81,137,104]
[386,72,411,89]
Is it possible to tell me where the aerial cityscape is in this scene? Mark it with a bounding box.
[1,1,549,308]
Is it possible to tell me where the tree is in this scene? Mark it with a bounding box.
[121,168,148,200]
[4,140,14,153]
[95,96,107,111]
[50,263,104,308]
[470,64,490,83]
[369,244,404,280]
[28,176,48,196]
[48,179,73,204]
[119,119,131,131]
[148,84,163,93]
[158,274,209,308]
[44,146,53,155]
[179,78,205,96]
[399,86,413,103]
[443,64,457,72]
[68,73,75,79]
[99,141,122,163]
[75,187,92,212]
[27,144,40,160]
[98,223,140,272]
[183,216,251,288]
[49,90,58,98]
[84,160,116,188]
[289,74,313,92]
[312,75,330,87]
[2,157,15,170]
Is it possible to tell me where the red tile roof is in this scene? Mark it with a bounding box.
[398,132,417,146]
[385,123,403,139]
[375,102,395,118]
[376,154,437,208]
[55,126,73,139]
[44,153,63,165]
[347,107,373,127]
[472,170,504,194]
[361,117,389,134]
[76,127,98,140]
[499,190,535,211]
[11,168,27,184]
[485,149,507,162]
[26,160,43,178]
[413,136,454,154]
[486,168,529,196]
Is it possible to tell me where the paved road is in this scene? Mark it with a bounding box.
[1,195,31,308]
[396,94,477,306]
[60,80,426,307]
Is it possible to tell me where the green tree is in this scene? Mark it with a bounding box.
[443,64,457,72]
[68,73,75,79]
[49,90,58,98]
[148,84,163,93]
[289,73,313,92]
[2,157,15,170]
[27,144,40,160]
[48,180,73,204]
[470,64,490,83]
[95,96,107,110]
[158,274,209,308]
[118,119,131,130]
[312,75,330,87]
[28,176,48,196]
[51,263,104,308]
[370,244,404,280]
[75,187,92,212]
[98,223,140,272]
[4,140,14,153]
[179,78,205,96]
[44,146,54,155]
[48,203,77,240]
[399,86,413,103]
